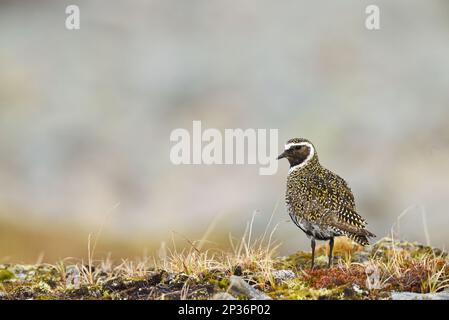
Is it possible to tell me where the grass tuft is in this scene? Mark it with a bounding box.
[1,214,448,300]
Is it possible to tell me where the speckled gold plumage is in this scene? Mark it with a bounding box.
[278,138,375,267]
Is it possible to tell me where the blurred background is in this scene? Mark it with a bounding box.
[1,0,449,263]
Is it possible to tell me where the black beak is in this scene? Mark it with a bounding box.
[277,151,287,160]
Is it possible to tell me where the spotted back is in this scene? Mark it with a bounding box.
[286,163,375,245]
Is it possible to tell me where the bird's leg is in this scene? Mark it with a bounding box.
[328,237,334,268]
[311,238,316,269]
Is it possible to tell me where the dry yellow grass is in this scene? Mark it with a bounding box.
[1,212,448,300]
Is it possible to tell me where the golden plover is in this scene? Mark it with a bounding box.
[277,138,375,268]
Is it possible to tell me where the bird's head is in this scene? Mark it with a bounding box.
[277,138,317,170]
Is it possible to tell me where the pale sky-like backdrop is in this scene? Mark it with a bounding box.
[1,0,449,262]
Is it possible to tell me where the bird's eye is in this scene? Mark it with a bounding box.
[295,146,302,150]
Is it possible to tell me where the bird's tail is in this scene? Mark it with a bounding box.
[347,229,376,246]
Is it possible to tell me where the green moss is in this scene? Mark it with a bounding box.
[0,270,15,282]
[34,295,58,300]
[275,251,312,270]
[268,278,345,300]
[1,238,447,300]
[209,277,230,290]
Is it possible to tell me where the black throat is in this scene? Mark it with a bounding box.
[288,153,309,168]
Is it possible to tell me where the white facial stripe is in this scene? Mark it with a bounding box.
[285,142,303,150]
[285,142,315,173]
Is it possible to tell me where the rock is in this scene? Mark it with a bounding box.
[352,251,370,263]
[391,290,449,300]
[271,270,296,282]
[65,265,79,274]
[65,265,80,289]
[343,284,366,298]
[228,276,272,300]
[212,292,237,300]
[352,284,364,295]
[10,265,36,280]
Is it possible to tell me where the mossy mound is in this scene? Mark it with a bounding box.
[1,238,448,300]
